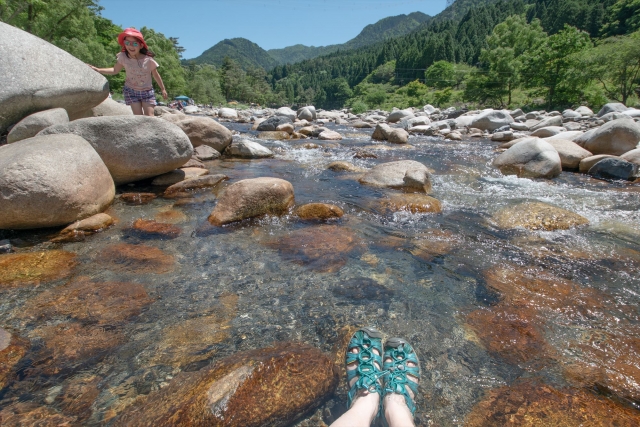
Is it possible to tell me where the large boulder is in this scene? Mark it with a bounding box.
[276,107,296,122]
[620,148,640,166]
[0,134,114,229]
[208,177,295,226]
[39,116,193,185]
[0,22,108,133]
[256,116,292,131]
[493,137,562,179]
[297,106,316,121]
[574,118,640,156]
[224,138,274,158]
[597,102,629,117]
[172,116,233,153]
[359,160,432,193]
[470,110,514,132]
[372,123,393,140]
[117,342,338,427]
[545,139,593,169]
[7,108,69,143]
[69,97,133,120]
[493,201,588,231]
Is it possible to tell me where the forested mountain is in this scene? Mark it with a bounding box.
[188,38,278,70]
[193,11,433,68]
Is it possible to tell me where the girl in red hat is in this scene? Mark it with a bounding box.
[88,28,168,116]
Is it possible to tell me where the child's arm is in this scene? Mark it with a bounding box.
[88,63,123,76]
[151,69,168,99]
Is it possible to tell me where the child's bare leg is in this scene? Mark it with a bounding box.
[141,102,155,116]
[330,345,380,427]
[129,102,143,115]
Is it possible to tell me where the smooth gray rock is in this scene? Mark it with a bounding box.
[257,116,292,131]
[218,108,238,119]
[39,116,193,185]
[531,126,565,138]
[588,158,638,180]
[597,102,629,117]
[530,116,563,131]
[470,110,514,131]
[194,145,220,161]
[7,108,69,143]
[620,148,640,166]
[0,22,109,133]
[579,154,620,173]
[372,123,393,140]
[276,107,297,121]
[575,106,594,117]
[225,138,274,158]
[387,109,415,123]
[359,160,432,193]
[493,137,562,179]
[562,109,582,119]
[0,134,114,229]
[387,128,409,144]
[423,104,438,114]
[574,118,640,155]
[172,116,233,153]
[70,97,133,120]
[545,139,593,169]
[600,112,632,122]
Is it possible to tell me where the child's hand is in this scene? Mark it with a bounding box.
[87,64,98,71]
[161,89,167,99]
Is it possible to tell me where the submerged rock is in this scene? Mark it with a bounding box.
[493,137,562,179]
[359,160,432,193]
[492,201,588,231]
[0,250,77,288]
[0,402,77,427]
[97,243,175,274]
[208,177,295,226]
[332,277,394,302]
[131,219,181,239]
[117,342,338,427]
[0,134,115,229]
[0,328,29,389]
[120,193,157,205]
[465,379,640,426]
[378,193,442,214]
[268,225,362,273]
[295,203,344,220]
[164,174,228,195]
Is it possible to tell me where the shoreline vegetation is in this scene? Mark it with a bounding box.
[1,0,638,113]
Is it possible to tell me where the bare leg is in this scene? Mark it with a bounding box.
[129,102,143,115]
[141,101,155,116]
[330,346,381,427]
[384,358,418,427]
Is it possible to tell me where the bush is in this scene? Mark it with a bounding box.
[350,100,369,114]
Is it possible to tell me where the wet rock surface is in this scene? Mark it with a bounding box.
[296,203,344,220]
[96,243,175,274]
[118,342,338,427]
[492,201,589,231]
[0,250,77,288]
[0,328,29,389]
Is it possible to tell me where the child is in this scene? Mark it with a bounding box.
[89,28,167,116]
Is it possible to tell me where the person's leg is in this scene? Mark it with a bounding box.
[382,338,420,427]
[129,102,143,115]
[141,101,155,116]
[330,328,384,427]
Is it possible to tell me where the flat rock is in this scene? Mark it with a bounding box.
[39,116,193,185]
[7,108,69,143]
[225,138,274,158]
[151,167,208,186]
[493,137,562,179]
[0,22,108,133]
[318,130,343,140]
[0,134,114,229]
[493,201,589,231]
[164,174,228,195]
[359,160,432,193]
[97,243,175,274]
[117,342,338,427]
[131,219,181,239]
[208,177,295,226]
[172,117,233,153]
[295,203,344,220]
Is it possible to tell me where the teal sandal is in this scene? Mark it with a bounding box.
[382,337,421,416]
[346,327,385,409]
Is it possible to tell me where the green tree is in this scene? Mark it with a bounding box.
[602,0,640,36]
[523,24,592,108]
[478,15,546,106]
[425,60,456,89]
[186,64,224,105]
[582,31,640,104]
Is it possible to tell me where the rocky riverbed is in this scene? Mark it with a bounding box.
[2,21,640,427]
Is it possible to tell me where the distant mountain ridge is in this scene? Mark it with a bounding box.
[187,11,432,69]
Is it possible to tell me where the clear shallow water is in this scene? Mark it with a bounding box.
[1,122,639,425]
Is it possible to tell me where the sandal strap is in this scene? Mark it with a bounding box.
[382,340,420,416]
[346,328,384,410]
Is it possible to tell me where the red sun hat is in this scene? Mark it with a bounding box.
[117,28,147,51]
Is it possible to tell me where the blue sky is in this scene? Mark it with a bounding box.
[98,0,449,59]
